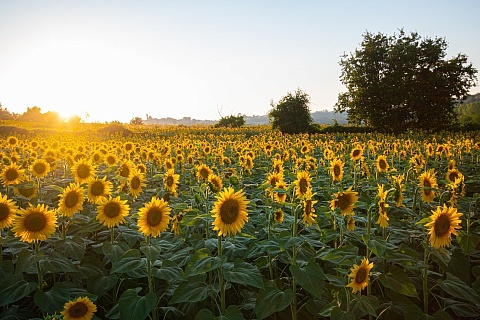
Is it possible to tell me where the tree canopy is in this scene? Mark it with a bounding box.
[215,114,245,128]
[335,30,478,132]
[268,89,313,134]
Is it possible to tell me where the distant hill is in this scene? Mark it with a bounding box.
[143,110,348,126]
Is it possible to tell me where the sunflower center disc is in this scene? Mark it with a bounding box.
[65,192,79,208]
[434,214,451,237]
[379,160,387,170]
[220,199,239,224]
[299,179,308,194]
[5,168,19,181]
[91,182,105,196]
[131,176,141,189]
[355,268,367,284]
[69,302,88,318]
[24,211,47,232]
[34,163,46,174]
[0,203,10,221]
[334,165,341,177]
[104,203,120,218]
[77,165,90,179]
[147,208,162,226]
[166,176,174,187]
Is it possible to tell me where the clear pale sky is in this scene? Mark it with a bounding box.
[1,0,479,123]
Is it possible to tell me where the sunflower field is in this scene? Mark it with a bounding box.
[1,124,480,320]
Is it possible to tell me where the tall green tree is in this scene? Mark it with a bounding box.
[456,101,480,125]
[215,114,245,128]
[335,30,477,131]
[268,88,313,134]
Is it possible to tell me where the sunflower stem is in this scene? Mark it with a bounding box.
[291,203,299,320]
[35,240,43,291]
[217,236,226,314]
[412,186,420,214]
[110,227,115,245]
[146,236,157,320]
[423,243,430,314]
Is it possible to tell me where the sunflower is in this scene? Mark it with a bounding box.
[347,257,374,294]
[446,168,463,184]
[302,188,318,226]
[208,173,223,193]
[419,169,438,203]
[392,174,406,207]
[71,159,96,184]
[273,209,284,223]
[137,196,172,237]
[12,203,57,243]
[164,169,180,195]
[58,183,85,217]
[425,204,462,249]
[375,155,389,173]
[347,216,355,231]
[266,172,283,197]
[1,162,24,186]
[350,145,364,161]
[117,159,135,179]
[128,170,146,199]
[211,187,249,237]
[30,159,50,179]
[87,177,112,204]
[330,158,344,182]
[272,158,284,175]
[61,296,97,320]
[0,193,18,230]
[196,164,213,181]
[104,153,118,167]
[294,170,311,199]
[330,186,358,216]
[96,196,130,228]
[6,136,18,147]
[274,180,288,203]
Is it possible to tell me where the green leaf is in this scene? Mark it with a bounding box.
[87,274,118,297]
[245,240,281,259]
[42,253,78,273]
[224,259,264,289]
[102,241,128,264]
[118,289,156,320]
[367,237,388,258]
[255,280,293,319]
[351,295,378,318]
[289,261,324,299]
[140,244,161,262]
[320,245,359,266]
[170,280,211,304]
[117,225,143,247]
[457,231,480,255]
[428,246,451,271]
[111,249,145,275]
[330,306,356,320]
[15,249,40,274]
[0,261,14,285]
[154,259,184,284]
[0,276,36,307]
[185,248,223,276]
[439,273,480,305]
[34,282,70,314]
[218,305,245,320]
[194,309,215,320]
[379,265,418,298]
[54,236,86,261]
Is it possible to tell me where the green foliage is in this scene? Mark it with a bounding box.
[456,101,480,124]
[17,106,62,123]
[268,88,313,134]
[130,116,144,125]
[336,29,478,132]
[215,114,246,128]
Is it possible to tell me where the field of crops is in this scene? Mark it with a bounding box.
[1,125,480,320]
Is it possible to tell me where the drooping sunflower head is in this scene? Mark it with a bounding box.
[58,183,85,217]
[71,159,96,184]
[164,169,180,195]
[208,173,223,193]
[211,187,249,237]
[61,296,97,320]
[347,257,374,294]
[12,203,57,243]
[196,164,213,181]
[375,155,389,173]
[425,204,463,249]
[117,159,135,179]
[347,216,355,231]
[272,158,284,175]
[137,196,172,237]
[96,196,130,228]
[294,170,311,199]
[419,169,438,203]
[302,188,318,226]
[273,209,284,223]
[87,177,112,204]
[30,159,51,179]
[0,193,18,230]
[1,162,24,186]
[14,182,38,199]
[446,168,462,184]
[330,186,358,216]
[330,158,344,182]
[274,180,288,203]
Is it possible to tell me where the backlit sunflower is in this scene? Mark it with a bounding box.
[58,183,85,217]
[117,159,135,179]
[330,186,358,216]
[419,169,438,203]
[87,177,112,204]
[375,155,389,173]
[12,203,57,243]
[302,188,318,226]
[104,153,118,167]
[164,169,180,195]
[425,204,462,248]
[137,196,171,237]
[71,159,96,184]
[6,136,18,147]
[208,173,223,193]
[30,159,50,179]
[96,196,130,228]
[274,180,288,203]
[1,162,24,186]
[376,184,389,228]
[14,182,38,199]
[330,158,344,182]
[128,170,146,199]
[294,170,311,199]
[347,257,374,294]
[61,296,97,320]
[211,187,249,237]
[0,193,18,230]
[273,209,284,223]
[196,164,213,181]
[446,168,462,184]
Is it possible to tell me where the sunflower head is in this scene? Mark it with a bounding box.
[96,196,130,228]
[302,188,318,226]
[137,196,171,237]
[330,186,358,216]
[87,177,112,204]
[1,162,24,186]
[419,169,438,203]
[294,171,311,199]
[71,159,96,184]
[208,173,223,193]
[164,169,180,195]
[425,204,463,248]
[196,164,213,181]
[12,203,57,243]
[61,296,97,320]
[350,145,364,161]
[375,155,389,173]
[30,159,51,179]
[211,187,249,237]
[58,183,85,217]
[446,168,462,184]
[330,158,344,182]
[347,257,374,294]
[273,209,284,223]
[128,170,146,199]
[0,193,18,230]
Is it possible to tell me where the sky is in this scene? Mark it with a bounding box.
[1,0,479,123]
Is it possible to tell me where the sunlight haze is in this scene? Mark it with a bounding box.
[1,0,479,123]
